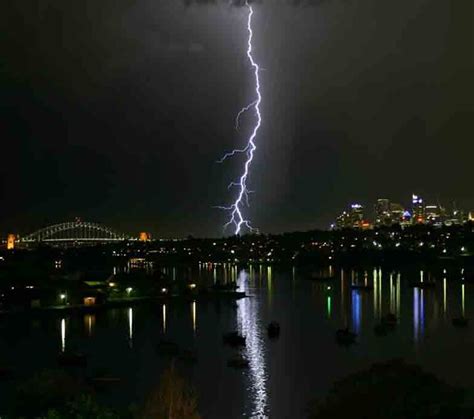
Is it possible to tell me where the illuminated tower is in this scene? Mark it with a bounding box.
[7,234,16,250]
[412,194,425,224]
[374,198,391,226]
[349,204,365,228]
[139,232,151,242]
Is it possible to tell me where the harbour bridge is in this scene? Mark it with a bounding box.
[20,221,132,244]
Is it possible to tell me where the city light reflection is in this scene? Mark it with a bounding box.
[373,268,379,319]
[60,318,66,353]
[396,273,401,318]
[443,277,447,316]
[162,304,167,334]
[237,269,267,417]
[352,290,361,334]
[84,314,95,337]
[128,307,133,348]
[413,288,425,343]
[191,301,197,335]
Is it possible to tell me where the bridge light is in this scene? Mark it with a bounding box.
[7,234,16,250]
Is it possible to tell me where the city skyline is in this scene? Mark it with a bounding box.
[334,193,474,230]
[3,190,474,243]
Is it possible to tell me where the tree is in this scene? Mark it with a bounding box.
[141,363,200,419]
[309,359,467,419]
[44,395,120,419]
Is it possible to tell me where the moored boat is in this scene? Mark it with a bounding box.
[267,322,280,339]
[335,328,357,345]
[227,355,249,369]
[223,332,246,347]
[452,317,469,327]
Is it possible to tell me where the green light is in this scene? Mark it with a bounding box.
[327,295,332,318]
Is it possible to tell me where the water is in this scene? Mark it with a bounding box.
[1,265,473,418]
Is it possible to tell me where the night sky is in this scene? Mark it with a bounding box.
[1,0,473,237]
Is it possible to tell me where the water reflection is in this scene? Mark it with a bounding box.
[443,277,447,316]
[373,269,379,319]
[60,318,66,352]
[128,308,133,348]
[267,266,273,306]
[84,314,95,337]
[327,295,332,318]
[396,273,401,318]
[191,301,197,335]
[340,269,347,326]
[237,269,268,417]
[388,273,400,317]
[413,288,425,343]
[352,290,361,334]
[162,304,167,334]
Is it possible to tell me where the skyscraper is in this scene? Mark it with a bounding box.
[412,194,425,223]
[374,199,391,226]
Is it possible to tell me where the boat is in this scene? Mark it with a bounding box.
[156,340,180,356]
[267,322,281,339]
[335,328,357,345]
[223,332,246,347]
[227,355,250,369]
[57,352,87,367]
[212,282,238,292]
[452,317,469,327]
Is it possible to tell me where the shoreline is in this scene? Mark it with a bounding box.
[0,290,246,317]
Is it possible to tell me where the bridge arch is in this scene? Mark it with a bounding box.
[21,221,131,243]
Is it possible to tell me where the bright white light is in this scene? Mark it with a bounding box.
[61,318,66,353]
[237,269,267,416]
[218,1,262,235]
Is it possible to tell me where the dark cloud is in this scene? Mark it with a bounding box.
[182,0,331,6]
[1,0,473,237]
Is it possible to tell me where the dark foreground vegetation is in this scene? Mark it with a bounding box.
[6,363,200,419]
[4,359,473,418]
[309,359,472,419]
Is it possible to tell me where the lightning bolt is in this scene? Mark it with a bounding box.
[218,0,262,235]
